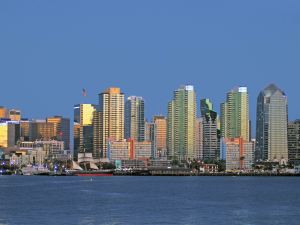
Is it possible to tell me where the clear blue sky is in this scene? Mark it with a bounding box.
[1,1,299,127]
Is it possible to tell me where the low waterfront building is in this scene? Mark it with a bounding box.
[149,159,172,168]
[17,140,70,163]
[109,141,131,161]
[121,159,147,169]
[108,139,152,161]
[224,138,253,171]
[202,164,219,173]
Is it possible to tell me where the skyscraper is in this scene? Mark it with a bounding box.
[47,116,70,150]
[200,99,218,161]
[20,119,30,141]
[256,84,288,162]
[94,87,124,158]
[0,121,20,148]
[125,96,145,142]
[220,87,250,141]
[288,120,300,163]
[92,110,102,158]
[73,122,80,159]
[153,115,167,157]
[145,121,157,158]
[167,85,196,160]
[194,117,203,159]
[73,104,96,159]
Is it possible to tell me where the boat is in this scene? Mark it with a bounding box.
[66,160,113,177]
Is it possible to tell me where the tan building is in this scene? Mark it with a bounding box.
[135,141,152,159]
[109,140,131,161]
[95,87,124,158]
[9,109,21,121]
[109,139,152,161]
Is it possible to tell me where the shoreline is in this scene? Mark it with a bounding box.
[1,172,300,177]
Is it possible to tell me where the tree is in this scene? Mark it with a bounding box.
[102,162,116,170]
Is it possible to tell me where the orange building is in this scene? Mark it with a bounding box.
[153,116,167,156]
[0,106,8,118]
[224,138,253,171]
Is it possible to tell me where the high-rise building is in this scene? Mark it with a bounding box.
[9,109,21,121]
[145,121,157,158]
[47,116,70,150]
[194,117,203,159]
[73,104,96,159]
[256,84,288,162]
[220,87,250,141]
[167,85,196,160]
[92,110,102,158]
[287,120,300,163]
[125,96,145,142]
[0,106,8,119]
[73,122,80,159]
[20,119,30,141]
[153,116,167,157]
[0,121,20,148]
[200,99,218,161]
[29,120,55,141]
[94,87,124,158]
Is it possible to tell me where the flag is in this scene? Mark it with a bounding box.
[82,88,87,97]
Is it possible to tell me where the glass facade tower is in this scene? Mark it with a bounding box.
[256,84,288,161]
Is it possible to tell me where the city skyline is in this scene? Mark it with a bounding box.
[1,82,296,129]
[1,83,293,163]
[1,1,300,124]
[1,82,298,124]
[1,2,300,225]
